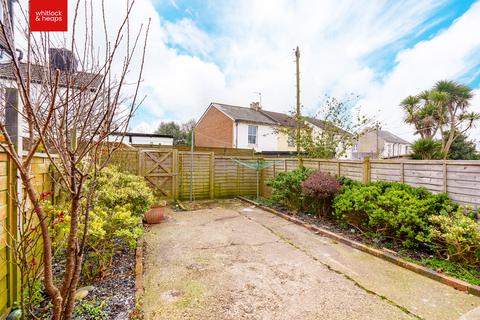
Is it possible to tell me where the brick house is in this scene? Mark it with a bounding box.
[195,102,297,152]
[195,102,354,158]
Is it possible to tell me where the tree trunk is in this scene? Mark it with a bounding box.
[22,172,63,319]
[63,252,84,320]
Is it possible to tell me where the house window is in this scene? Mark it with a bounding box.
[248,125,257,145]
[353,144,358,151]
[287,134,295,147]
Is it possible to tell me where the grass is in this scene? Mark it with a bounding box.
[417,258,480,286]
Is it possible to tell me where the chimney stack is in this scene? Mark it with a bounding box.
[49,48,78,72]
[250,101,261,111]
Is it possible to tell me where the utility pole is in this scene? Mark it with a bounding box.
[375,122,379,159]
[189,127,194,202]
[295,46,301,164]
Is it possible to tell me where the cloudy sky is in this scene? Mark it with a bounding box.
[94,0,480,141]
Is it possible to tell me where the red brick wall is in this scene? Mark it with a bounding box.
[195,106,233,148]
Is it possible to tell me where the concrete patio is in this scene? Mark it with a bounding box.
[142,200,480,320]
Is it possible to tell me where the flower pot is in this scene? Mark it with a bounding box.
[144,201,166,224]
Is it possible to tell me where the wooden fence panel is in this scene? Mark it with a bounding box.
[0,152,54,318]
[339,162,363,181]
[211,157,261,198]
[178,152,211,200]
[0,153,9,318]
[111,149,139,175]
[110,149,480,208]
[370,162,402,182]
[318,161,340,176]
[445,163,480,206]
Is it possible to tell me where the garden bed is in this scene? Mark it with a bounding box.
[76,246,137,320]
[34,245,136,319]
[247,196,480,287]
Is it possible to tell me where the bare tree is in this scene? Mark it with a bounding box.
[0,0,149,319]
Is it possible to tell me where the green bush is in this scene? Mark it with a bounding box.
[84,168,155,279]
[55,166,155,281]
[338,176,363,189]
[81,205,144,280]
[95,166,155,217]
[267,167,313,211]
[332,180,458,247]
[426,207,480,267]
[411,138,443,160]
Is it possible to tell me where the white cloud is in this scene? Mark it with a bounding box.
[43,0,479,138]
[163,18,213,57]
[359,1,480,141]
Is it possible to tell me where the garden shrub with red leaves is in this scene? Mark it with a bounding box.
[301,171,341,217]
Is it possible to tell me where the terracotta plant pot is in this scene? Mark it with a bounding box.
[144,201,166,224]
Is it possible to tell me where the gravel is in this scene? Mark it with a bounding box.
[87,247,136,319]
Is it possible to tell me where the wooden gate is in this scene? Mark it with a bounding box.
[139,149,177,199]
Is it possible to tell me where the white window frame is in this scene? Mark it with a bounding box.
[287,134,295,147]
[248,125,258,145]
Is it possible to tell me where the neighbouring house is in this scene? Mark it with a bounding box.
[352,128,411,159]
[195,102,297,152]
[108,132,174,146]
[195,102,354,158]
[304,117,354,159]
[0,49,103,151]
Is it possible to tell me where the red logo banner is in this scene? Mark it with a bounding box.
[29,0,68,32]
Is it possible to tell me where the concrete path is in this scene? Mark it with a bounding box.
[143,200,480,320]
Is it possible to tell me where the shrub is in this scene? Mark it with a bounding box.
[54,166,155,280]
[332,181,458,247]
[267,167,313,211]
[426,207,480,267]
[411,138,442,160]
[75,300,108,320]
[301,172,341,217]
[338,176,363,189]
[94,166,156,217]
[81,205,144,280]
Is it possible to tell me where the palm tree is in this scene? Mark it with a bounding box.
[401,95,424,137]
[400,93,440,139]
[400,80,479,159]
[433,80,479,158]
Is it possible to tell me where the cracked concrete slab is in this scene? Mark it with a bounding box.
[143,201,479,320]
